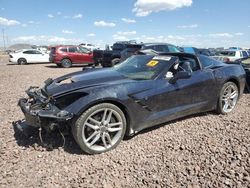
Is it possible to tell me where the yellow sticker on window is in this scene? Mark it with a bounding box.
[146,60,159,67]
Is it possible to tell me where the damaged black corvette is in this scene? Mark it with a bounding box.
[18,53,246,154]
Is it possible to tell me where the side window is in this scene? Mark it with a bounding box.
[59,47,67,52]
[142,45,153,50]
[68,47,77,53]
[23,50,36,54]
[34,50,42,54]
[78,47,89,53]
[220,51,235,56]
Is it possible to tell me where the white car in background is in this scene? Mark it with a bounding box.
[9,49,50,65]
[79,43,97,51]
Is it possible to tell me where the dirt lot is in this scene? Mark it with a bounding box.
[0,56,250,187]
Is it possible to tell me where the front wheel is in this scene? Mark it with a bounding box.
[72,103,126,154]
[217,82,239,114]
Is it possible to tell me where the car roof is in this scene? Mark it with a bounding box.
[143,42,172,46]
[182,46,197,49]
[52,45,79,48]
[15,49,40,52]
[20,49,39,51]
[219,50,237,52]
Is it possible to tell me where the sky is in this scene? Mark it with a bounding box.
[0,0,250,48]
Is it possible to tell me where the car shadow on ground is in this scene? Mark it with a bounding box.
[6,62,51,66]
[12,112,214,155]
[12,120,84,155]
[44,65,101,69]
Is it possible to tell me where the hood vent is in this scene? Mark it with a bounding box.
[56,77,74,85]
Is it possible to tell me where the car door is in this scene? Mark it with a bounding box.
[77,46,93,63]
[22,50,37,63]
[33,50,48,62]
[131,58,217,129]
[41,52,49,62]
[67,46,81,63]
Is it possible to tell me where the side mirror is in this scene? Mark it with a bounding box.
[169,71,191,84]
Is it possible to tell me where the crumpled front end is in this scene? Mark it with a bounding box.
[18,85,73,131]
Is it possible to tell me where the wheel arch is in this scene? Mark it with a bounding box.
[18,57,27,61]
[111,56,120,60]
[216,77,240,114]
[225,77,240,93]
[60,57,72,62]
[17,57,28,64]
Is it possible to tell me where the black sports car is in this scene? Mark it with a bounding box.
[18,53,246,154]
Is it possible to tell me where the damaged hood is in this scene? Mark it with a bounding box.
[44,68,133,97]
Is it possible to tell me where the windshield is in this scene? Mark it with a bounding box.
[113,55,171,80]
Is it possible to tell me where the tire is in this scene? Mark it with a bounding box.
[17,58,27,65]
[94,61,100,66]
[216,82,239,114]
[61,58,72,68]
[72,103,126,154]
[111,58,120,67]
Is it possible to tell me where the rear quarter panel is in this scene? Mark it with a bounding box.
[220,64,246,97]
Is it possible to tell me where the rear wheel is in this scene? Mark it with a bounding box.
[217,82,239,114]
[17,58,27,65]
[61,58,72,68]
[72,103,126,154]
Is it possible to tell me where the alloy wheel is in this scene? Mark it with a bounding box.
[82,107,124,152]
[61,59,72,68]
[221,84,238,113]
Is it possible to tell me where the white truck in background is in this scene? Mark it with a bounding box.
[212,50,249,62]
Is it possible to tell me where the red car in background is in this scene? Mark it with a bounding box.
[49,45,94,68]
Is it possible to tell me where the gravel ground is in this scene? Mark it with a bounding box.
[0,57,250,188]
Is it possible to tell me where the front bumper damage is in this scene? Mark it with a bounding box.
[18,86,73,131]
